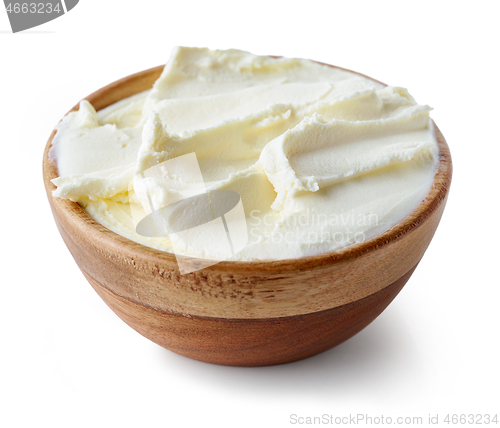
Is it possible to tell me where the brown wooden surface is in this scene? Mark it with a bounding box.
[87,264,417,366]
[42,62,452,365]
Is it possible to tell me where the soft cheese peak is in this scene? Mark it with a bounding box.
[51,47,438,261]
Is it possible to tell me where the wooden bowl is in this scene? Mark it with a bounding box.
[42,64,452,366]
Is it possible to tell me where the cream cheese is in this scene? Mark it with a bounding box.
[50,47,439,262]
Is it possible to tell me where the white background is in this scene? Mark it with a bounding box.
[1,1,499,427]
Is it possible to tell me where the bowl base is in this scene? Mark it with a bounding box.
[83,263,417,367]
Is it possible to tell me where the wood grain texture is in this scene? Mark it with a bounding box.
[42,62,452,365]
[86,264,418,366]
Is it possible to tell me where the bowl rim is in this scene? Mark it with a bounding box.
[42,62,452,274]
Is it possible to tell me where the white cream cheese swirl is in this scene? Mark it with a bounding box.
[50,47,438,261]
